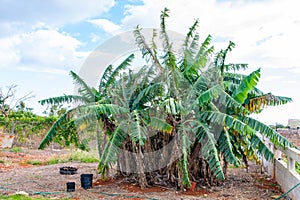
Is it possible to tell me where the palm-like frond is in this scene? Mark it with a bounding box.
[160,7,171,50]
[164,98,183,115]
[99,64,113,91]
[245,93,292,113]
[250,134,274,161]
[180,20,199,73]
[70,71,96,102]
[196,122,225,180]
[129,110,147,145]
[201,111,254,136]
[203,110,292,148]
[224,72,247,84]
[218,129,240,166]
[101,54,135,94]
[183,20,199,51]
[98,122,126,174]
[267,95,292,105]
[215,41,235,75]
[83,103,128,116]
[180,126,191,187]
[196,85,248,115]
[150,29,158,60]
[134,26,163,71]
[240,116,292,148]
[197,85,222,106]
[224,63,248,72]
[132,83,163,110]
[39,95,86,106]
[195,35,213,61]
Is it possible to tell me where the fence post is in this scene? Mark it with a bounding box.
[288,157,295,172]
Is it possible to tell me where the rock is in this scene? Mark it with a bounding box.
[271,195,281,199]
[15,191,29,196]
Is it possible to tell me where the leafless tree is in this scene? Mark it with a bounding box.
[0,84,34,117]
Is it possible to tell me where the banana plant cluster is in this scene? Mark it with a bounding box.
[39,8,292,189]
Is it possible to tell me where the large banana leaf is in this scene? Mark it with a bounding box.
[232,68,261,104]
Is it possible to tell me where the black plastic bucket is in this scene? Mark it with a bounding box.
[80,174,93,189]
[66,182,75,192]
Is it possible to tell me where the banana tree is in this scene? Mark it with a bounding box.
[39,8,293,190]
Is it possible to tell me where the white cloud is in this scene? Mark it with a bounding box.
[263,75,283,82]
[0,0,115,23]
[90,33,101,43]
[0,0,115,36]
[18,67,69,75]
[121,0,300,70]
[88,19,121,34]
[0,29,86,72]
[290,67,300,74]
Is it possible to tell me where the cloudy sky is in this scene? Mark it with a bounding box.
[0,0,299,125]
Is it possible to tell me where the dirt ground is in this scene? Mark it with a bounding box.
[0,148,285,200]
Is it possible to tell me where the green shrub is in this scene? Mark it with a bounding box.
[9,147,23,153]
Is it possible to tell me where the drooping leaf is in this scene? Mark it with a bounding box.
[129,110,147,145]
[240,116,293,148]
[98,122,127,175]
[196,121,225,180]
[39,108,76,149]
[39,95,86,106]
[250,134,274,161]
[180,126,192,187]
[132,83,163,110]
[149,117,173,134]
[218,129,240,166]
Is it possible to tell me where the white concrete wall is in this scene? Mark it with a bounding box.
[274,159,300,200]
[260,134,300,199]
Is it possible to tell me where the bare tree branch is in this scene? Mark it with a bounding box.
[0,84,35,117]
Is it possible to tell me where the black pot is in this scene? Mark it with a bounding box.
[60,166,77,175]
[80,174,93,189]
[66,182,75,192]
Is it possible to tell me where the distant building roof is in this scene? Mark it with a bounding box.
[288,119,300,129]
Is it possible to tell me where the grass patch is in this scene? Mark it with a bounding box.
[0,194,50,200]
[68,150,99,163]
[42,150,98,165]
[25,160,42,165]
[9,147,23,153]
[0,159,5,164]
[46,157,64,165]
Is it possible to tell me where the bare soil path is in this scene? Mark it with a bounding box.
[0,148,285,200]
